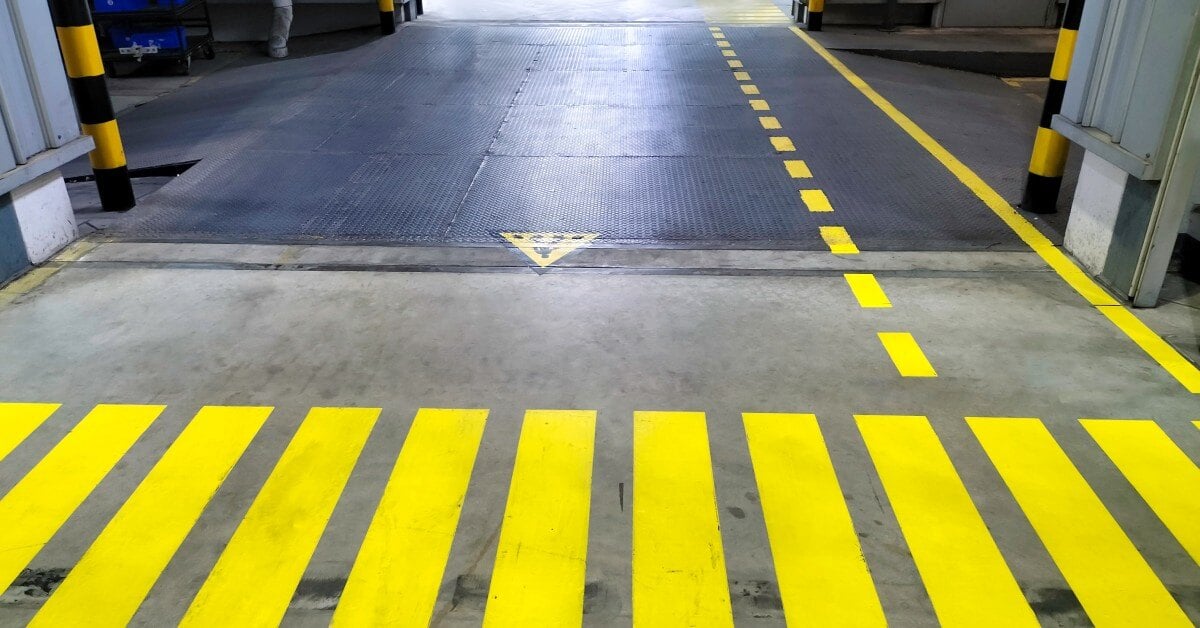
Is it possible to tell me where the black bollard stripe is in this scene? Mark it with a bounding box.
[94,167,137,210]
[47,0,93,28]
[1039,79,1066,128]
[69,76,116,126]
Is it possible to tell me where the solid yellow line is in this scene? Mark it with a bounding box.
[484,410,596,626]
[633,411,733,627]
[741,84,761,95]
[969,417,1191,626]
[0,240,97,309]
[55,25,105,78]
[333,408,486,626]
[0,403,59,462]
[0,404,163,590]
[857,415,1037,627]
[784,160,812,178]
[32,406,271,627]
[820,226,858,254]
[845,273,892,308]
[733,71,751,81]
[759,116,782,130]
[770,136,795,152]
[801,189,834,212]
[878,332,936,377]
[1081,419,1200,565]
[1096,306,1200,393]
[749,99,770,111]
[183,407,378,627]
[790,26,1200,393]
[744,413,886,626]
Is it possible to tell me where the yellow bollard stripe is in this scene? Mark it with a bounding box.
[0,403,59,463]
[32,406,272,627]
[334,409,486,626]
[183,407,378,627]
[858,415,1038,627]
[809,0,825,11]
[484,410,596,626]
[378,0,395,11]
[0,404,164,591]
[1028,127,1070,177]
[745,413,887,626]
[633,411,733,627]
[1049,29,1078,82]
[1081,419,1200,566]
[970,417,1191,626]
[55,25,105,78]
[82,120,127,170]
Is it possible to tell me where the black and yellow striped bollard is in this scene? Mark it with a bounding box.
[1022,0,1085,214]
[48,0,135,212]
[807,0,825,31]
[379,0,397,35]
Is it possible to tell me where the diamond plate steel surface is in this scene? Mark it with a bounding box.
[517,70,747,106]
[320,104,510,155]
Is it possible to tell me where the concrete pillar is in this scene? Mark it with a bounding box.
[0,172,78,285]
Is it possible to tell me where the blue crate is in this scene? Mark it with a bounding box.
[93,0,187,13]
[108,26,188,52]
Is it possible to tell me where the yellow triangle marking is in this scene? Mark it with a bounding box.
[500,232,600,268]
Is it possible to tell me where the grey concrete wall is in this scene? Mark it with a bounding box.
[938,0,1060,27]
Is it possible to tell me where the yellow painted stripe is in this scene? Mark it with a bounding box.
[722,49,737,57]
[0,403,58,462]
[713,32,727,39]
[1096,306,1200,393]
[728,60,744,69]
[969,417,1191,626]
[801,189,834,212]
[878,332,936,377]
[759,116,782,130]
[183,407,378,627]
[55,25,105,78]
[0,404,163,590]
[1028,127,1069,177]
[717,40,732,48]
[784,160,812,178]
[379,0,395,11]
[0,241,96,310]
[749,99,769,111]
[741,84,761,95]
[333,408,486,626]
[820,226,858,254]
[1081,419,1200,565]
[633,411,733,627]
[32,406,271,627]
[790,28,1200,393]
[744,413,886,626]
[484,410,596,626]
[770,136,795,152]
[858,415,1037,627]
[709,26,722,31]
[810,0,825,9]
[845,274,892,308]
[1050,28,1078,81]
[733,71,751,81]
[82,120,128,170]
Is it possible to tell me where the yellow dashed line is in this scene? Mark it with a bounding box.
[723,50,737,57]
[784,160,812,178]
[845,274,892,308]
[878,333,937,377]
[713,33,726,39]
[759,116,781,130]
[728,60,744,69]
[749,99,770,111]
[741,84,761,95]
[717,40,731,48]
[770,136,796,152]
[733,71,751,81]
[709,26,722,31]
[800,189,833,212]
[819,226,857,254]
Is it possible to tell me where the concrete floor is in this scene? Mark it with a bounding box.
[4,0,1200,625]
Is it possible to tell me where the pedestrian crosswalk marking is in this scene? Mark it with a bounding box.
[969,417,1192,626]
[334,408,487,626]
[484,410,596,626]
[0,404,163,593]
[633,411,733,626]
[182,407,378,627]
[500,232,600,269]
[1,403,1195,623]
[0,402,58,463]
[744,413,886,626]
[31,406,271,627]
[858,415,1039,627]
[1082,419,1200,566]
